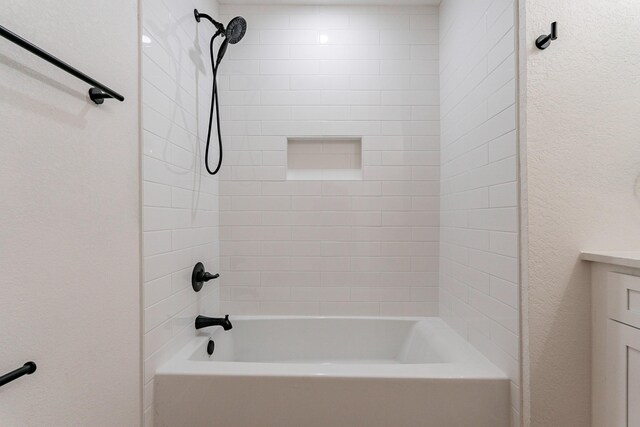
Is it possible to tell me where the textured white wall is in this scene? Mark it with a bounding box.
[217,4,441,316]
[521,1,640,426]
[141,0,221,424]
[0,1,141,425]
[438,0,519,425]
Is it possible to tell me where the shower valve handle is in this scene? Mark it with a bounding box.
[192,262,219,292]
[201,272,219,282]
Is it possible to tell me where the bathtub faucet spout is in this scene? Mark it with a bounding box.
[195,314,233,331]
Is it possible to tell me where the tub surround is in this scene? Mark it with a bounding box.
[438,0,519,423]
[144,1,519,426]
[141,0,222,425]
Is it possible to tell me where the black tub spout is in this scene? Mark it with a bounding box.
[195,315,232,331]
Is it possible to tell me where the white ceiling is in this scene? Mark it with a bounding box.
[218,0,440,5]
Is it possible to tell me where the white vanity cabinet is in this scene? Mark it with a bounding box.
[583,252,640,427]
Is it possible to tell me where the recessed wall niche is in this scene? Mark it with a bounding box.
[286,137,363,181]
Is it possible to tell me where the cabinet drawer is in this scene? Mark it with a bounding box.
[607,272,640,328]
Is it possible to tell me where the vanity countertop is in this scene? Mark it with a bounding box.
[581,251,640,269]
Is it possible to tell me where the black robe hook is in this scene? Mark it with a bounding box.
[536,22,558,50]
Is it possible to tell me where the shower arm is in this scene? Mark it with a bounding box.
[194,9,225,35]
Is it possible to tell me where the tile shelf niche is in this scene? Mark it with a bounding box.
[286,137,363,181]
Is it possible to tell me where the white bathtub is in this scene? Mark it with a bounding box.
[154,316,509,427]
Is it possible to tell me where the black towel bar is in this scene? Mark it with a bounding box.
[0,362,37,388]
[0,23,124,104]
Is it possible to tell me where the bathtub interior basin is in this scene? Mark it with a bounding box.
[189,317,451,364]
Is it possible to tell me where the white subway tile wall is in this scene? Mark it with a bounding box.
[217,4,441,316]
[438,0,519,425]
[141,0,221,425]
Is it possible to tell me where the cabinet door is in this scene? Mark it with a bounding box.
[607,320,640,426]
[607,272,640,329]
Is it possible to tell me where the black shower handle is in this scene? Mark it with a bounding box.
[192,262,219,292]
[202,272,220,282]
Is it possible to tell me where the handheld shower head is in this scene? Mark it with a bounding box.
[215,17,246,63]
[225,17,247,44]
[194,9,248,176]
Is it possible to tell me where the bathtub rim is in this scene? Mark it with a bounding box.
[156,316,509,381]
